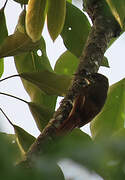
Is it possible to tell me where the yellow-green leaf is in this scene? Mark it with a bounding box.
[0,132,22,162]
[101,56,110,68]
[26,0,47,42]
[0,30,42,58]
[47,0,66,41]
[0,59,4,77]
[14,125,36,154]
[15,9,26,34]
[14,10,57,130]
[54,52,109,77]
[0,109,36,154]
[106,0,125,28]
[14,39,57,110]
[19,70,71,96]
[90,78,125,139]
[112,128,125,139]
[28,102,54,132]
[67,0,72,3]
[0,9,42,59]
[15,49,57,130]
[54,50,79,76]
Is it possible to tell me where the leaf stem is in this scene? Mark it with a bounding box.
[0,74,19,83]
[2,0,8,10]
[0,92,28,104]
[0,107,13,126]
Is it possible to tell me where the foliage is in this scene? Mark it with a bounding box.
[0,0,125,179]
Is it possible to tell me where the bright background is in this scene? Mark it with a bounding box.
[0,0,125,179]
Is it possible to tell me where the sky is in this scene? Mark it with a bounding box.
[0,0,125,179]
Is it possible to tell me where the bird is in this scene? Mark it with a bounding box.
[57,73,109,134]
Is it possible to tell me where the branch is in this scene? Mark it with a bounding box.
[18,0,121,167]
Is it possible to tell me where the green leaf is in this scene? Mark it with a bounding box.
[0,59,4,77]
[14,50,57,130]
[0,30,42,58]
[0,133,21,166]
[108,30,124,48]
[0,132,16,144]
[26,0,47,42]
[32,49,52,72]
[43,128,92,158]
[90,78,125,139]
[14,11,57,130]
[13,125,36,154]
[101,56,110,68]
[0,9,44,59]
[61,2,91,57]
[0,133,66,180]
[0,6,8,44]
[112,128,125,139]
[19,70,71,96]
[15,9,26,34]
[28,102,54,132]
[54,52,109,78]
[67,0,72,3]
[0,9,42,59]
[14,43,57,108]
[54,50,79,75]
[106,0,125,28]
[91,0,125,49]
[14,41,57,111]
[47,129,125,178]
[47,0,66,41]
[12,0,28,4]
[47,129,103,172]
[7,9,56,117]
[15,51,57,130]
[0,132,22,162]
[1,111,36,154]
[54,51,110,77]
[54,165,65,180]
[38,163,65,180]
[67,128,92,143]
[0,5,8,77]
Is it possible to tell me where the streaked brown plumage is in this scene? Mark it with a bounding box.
[58,73,109,133]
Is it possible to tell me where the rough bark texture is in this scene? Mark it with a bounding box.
[19,0,121,167]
